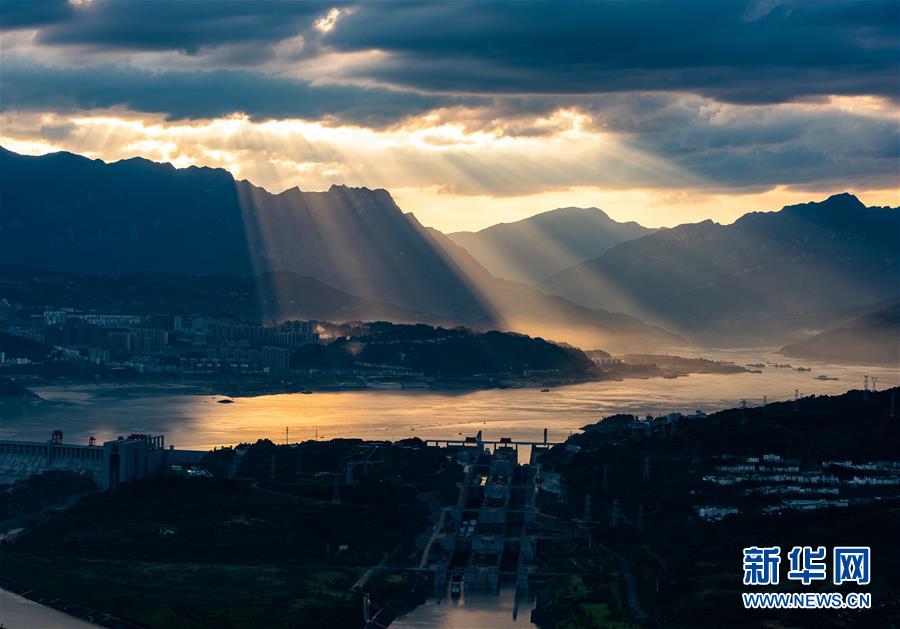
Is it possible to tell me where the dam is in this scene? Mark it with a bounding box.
[0,431,206,490]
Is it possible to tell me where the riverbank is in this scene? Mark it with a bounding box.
[3,352,896,451]
[1,352,756,403]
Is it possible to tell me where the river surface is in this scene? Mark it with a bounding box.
[2,350,896,450]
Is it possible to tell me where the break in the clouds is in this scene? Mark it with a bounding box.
[1,0,897,229]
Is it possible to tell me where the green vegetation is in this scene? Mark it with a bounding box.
[0,471,97,522]
[0,439,458,628]
[533,388,900,627]
[293,321,598,379]
[1,554,358,629]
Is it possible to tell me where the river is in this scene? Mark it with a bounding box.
[2,350,896,450]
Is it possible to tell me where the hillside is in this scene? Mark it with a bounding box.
[291,321,599,379]
[448,207,655,284]
[542,194,900,344]
[421,225,682,351]
[0,266,419,324]
[0,147,489,321]
[779,300,900,364]
[0,148,678,351]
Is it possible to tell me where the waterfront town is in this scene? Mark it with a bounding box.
[3,308,320,376]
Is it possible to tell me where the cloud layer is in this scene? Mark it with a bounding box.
[1,0,897,229]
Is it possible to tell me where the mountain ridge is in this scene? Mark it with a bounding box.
[541,193,899,344]
[778,299,900,365]
[448,205,657,284]
[0,147,678,351]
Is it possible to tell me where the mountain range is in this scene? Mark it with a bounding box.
[2,146,896,349]
[541,193,899,343]
[0,147,676,351]
[447,207,656,285]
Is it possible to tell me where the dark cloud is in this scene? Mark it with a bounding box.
[574,93,900,189]
[0,59,463,126]
[1,0,896,116]
[3,1,896,104]
[0,0,896,195]
[0,0,73,29]
[0,0,336,53]
[325,1,899,103]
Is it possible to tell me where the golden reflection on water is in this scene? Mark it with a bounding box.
[8,351,899,451]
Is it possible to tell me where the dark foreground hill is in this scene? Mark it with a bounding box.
[292,321,598,379]
[537,387,900,627]
[0,440,456,628]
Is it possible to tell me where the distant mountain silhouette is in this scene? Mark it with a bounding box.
[421,225,681,350]
[542,194,900,344]
[0,148,677,350]
[449,207,656,285]
[779,299,900,365]
[0,147,488,321]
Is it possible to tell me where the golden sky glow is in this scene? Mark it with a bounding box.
[2,1,898,232]
[2,102,896,233]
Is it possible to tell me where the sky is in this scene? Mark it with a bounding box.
[1,0,897,232]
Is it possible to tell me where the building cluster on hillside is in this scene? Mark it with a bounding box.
[2,309,320,374]
[694,454,900,521]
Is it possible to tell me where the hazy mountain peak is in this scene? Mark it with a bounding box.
[447,205,656,285]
